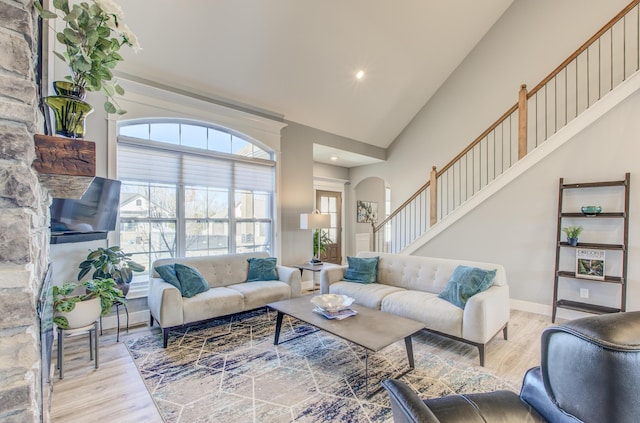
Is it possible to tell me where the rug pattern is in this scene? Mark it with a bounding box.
[125,308,517,423]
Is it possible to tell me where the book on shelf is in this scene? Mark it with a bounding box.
[313,307,357,320]
[576,248,605,280]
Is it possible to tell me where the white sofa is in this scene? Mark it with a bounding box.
[149,252,301,347]
[320,252,509,365]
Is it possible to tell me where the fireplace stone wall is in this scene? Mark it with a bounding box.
[0,0,51,421]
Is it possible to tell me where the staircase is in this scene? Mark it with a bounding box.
[373,0,640,254]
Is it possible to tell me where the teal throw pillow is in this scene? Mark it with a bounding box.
[344,256,379,284]
[438,265,497,309]
[174,263,210,298]
[155,264,181,291]
[247,257,279,282]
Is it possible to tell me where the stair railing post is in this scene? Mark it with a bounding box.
[371,221,376,252]
[429,166,437,226]
[518,84,528,159]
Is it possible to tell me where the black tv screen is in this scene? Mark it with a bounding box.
[50,177,121,242]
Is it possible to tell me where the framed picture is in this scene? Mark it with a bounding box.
[576,248,605,280]
[357,200,378,223]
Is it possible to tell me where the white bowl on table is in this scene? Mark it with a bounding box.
[310,294,355,312]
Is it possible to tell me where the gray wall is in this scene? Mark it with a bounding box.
[351,0,630,203]
[349,0,635,313]
[415,89,640,312]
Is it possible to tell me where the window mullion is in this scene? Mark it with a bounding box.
[176,184,186,257]
[229,186,236,253]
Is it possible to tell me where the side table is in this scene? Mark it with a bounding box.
[290,262,338,292]
[99,299,129,342]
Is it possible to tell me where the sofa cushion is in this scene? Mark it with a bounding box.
[175,263,210,298]
[154,264,182,290]
[329,281,404,309]
[182,287,245,324]
[247,257,279,282]
[344,256,379,283]
[438,265,497,309]
[227,281,291,309]
[382,290,463,338]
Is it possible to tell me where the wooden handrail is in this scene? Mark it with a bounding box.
[374,180,431,231]
[528,0,639,98]
[437,103,518,177]
[373,0,640,251]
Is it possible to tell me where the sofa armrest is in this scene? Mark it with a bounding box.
[148,278,184,328]
[276,265,302,298]
[319,265,347,294]
[462,284,510,344]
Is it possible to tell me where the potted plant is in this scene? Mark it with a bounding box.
[562,225,583,246]
[53,278,123,329]
[78,246,145,296]
[312,229,333,263]
[35,0,141,137]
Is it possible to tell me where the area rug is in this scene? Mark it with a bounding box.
[125,308,517,423]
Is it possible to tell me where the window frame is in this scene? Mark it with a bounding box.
[116,119,277,272]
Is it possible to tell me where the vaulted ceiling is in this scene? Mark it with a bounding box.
[116,1,513,164]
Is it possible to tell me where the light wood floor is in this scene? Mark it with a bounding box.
[50,309,560,422]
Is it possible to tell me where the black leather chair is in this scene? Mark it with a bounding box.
[382,311,640,423]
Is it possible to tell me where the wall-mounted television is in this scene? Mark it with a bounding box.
[50,177,121,244]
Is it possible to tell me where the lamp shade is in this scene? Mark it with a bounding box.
[300,210,330,230]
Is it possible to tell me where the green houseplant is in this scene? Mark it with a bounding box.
[35,0,141,136]
[53,278,123,329]
[35,0,141,113]
[562,225,583,246]
[313,229,333,262]
[78,246,145,296]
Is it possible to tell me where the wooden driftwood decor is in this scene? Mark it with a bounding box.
[33,134,96,177]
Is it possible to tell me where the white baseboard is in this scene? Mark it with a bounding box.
[100,309,149,331]
[510,298,595,321]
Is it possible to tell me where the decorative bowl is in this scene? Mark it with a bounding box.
[581,206,602,216]
[310,294,355,312]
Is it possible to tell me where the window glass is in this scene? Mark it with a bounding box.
[150,123,179,144]
[120,182,150,218]
[149,185,177,218]
[120,123,149,139]
[181,124,207,149]
[232,136,253,157]
[118,120,274,271]
[209,128,231,153]
[185,187,208,218]
[254,192,269,218]
[235,190,253,218]
[253,147,270,160]
[208,188,229,218]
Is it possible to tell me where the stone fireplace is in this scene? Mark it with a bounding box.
[0,1,52,421]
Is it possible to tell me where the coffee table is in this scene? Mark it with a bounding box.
[267,295,424,396]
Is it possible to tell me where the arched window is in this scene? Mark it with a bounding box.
[117,119,275,271]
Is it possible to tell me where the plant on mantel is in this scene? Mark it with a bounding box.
[35,0,142,114]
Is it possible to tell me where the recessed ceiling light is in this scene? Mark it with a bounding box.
[356,70,365,80]
[330,155,338,161]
